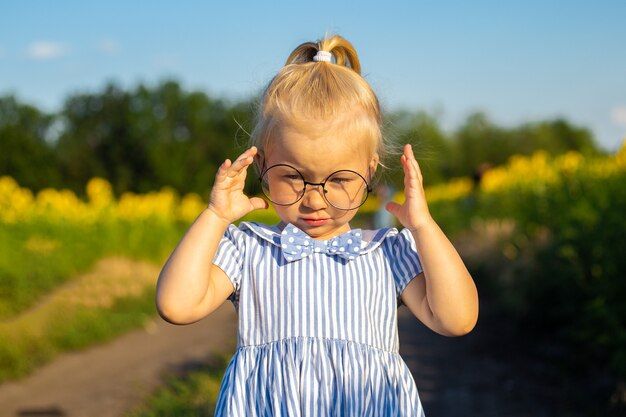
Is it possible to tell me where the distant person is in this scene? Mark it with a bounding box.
[156,35,478,416]
[472,162,492,190]
[464,162,493,210]
[373,183,397,229]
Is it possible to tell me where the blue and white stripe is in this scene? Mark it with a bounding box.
[213,222,425,416]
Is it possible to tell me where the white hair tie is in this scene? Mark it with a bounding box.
[313,50,332,62]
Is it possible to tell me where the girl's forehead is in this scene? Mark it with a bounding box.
[266,128,372,172]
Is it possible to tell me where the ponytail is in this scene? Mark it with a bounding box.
[285,36,361,74]
[251,35,385,164]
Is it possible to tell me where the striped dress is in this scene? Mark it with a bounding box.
[212,222,425,416]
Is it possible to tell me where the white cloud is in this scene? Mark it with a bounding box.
[97,38,119,55]
[611,106,626,128]
[26,41,67,60]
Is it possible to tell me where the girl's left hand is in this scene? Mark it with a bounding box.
[385,144,432,232]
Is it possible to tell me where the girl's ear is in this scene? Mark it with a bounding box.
[253,149,265,174]
[369,153,380,174]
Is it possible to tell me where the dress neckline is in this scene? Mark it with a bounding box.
[238,221,399,257]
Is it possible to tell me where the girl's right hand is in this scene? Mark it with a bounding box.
[208,146,269,224]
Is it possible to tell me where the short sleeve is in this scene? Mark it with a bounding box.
[384,228,423,298]
[212,224,245,295]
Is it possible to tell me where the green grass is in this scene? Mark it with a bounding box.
[0,219,187,319]
[127,356,228,417]
[0,285,157,382]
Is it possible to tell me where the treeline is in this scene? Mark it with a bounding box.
[0,79,601,197]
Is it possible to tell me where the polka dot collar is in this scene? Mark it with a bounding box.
[239,222,398,260]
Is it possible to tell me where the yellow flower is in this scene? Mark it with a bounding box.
[555,151,583,174]
[425,177,473,203]
[86,177,114,209]
[23,236,61,254]
[116,187,179,221]
[0,176,34,223]
[178,193,206,222]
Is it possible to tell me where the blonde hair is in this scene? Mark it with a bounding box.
[250,35,385,167]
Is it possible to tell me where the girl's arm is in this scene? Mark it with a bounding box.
[386,145,479,336]
[156,147,268,324]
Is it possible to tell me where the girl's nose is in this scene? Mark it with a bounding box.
[301,185,328,210]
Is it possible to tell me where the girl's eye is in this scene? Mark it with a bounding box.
[330,177,352,184]
[282,174,301,181]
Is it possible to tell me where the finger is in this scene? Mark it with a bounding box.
[227,153,255,177]
[404,144,414,159]
[407,145,423,177]
[249,197,269,211]
[239,146,258,160]
[402,145,423,183]
[401,154,418,182]
[385,201,401,217]
[403,145,417,168]
[215,159,232,180]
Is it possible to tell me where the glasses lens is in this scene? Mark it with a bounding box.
[324,170,369,210]
[261,165,305,205]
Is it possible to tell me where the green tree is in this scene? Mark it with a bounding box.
[511,119,599,157]
[448,112,601,180]
[134,80,254,196]
[0,96,61,191]
[385,110,451,188]
[449,112,514,179]
[56,83,145,194]
[55,80,253,196]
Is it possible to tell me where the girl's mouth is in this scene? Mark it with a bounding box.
[302,218,329,227]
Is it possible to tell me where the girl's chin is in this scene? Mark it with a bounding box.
[276,216,353,239]
[298,222,353,240]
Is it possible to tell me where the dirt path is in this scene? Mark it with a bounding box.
[398,305,554,417]
[399,296,593,417]
[0,304,237,417]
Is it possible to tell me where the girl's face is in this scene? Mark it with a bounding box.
[261,126,377,240]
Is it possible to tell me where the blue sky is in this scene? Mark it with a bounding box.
[1,1,625,151]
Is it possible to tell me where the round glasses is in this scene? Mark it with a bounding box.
[259,164,372,210]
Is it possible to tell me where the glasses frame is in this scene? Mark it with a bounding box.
[259,163,373,210]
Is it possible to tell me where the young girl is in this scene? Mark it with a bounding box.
[156,35,478,416]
